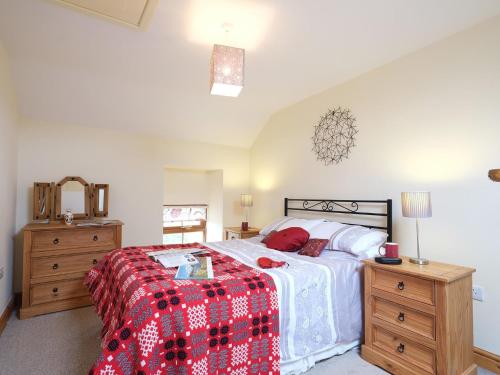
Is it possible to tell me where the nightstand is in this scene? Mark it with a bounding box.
[224,227,260,240]
[361,257,476,375]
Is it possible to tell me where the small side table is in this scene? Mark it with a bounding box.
[224,227,260,240]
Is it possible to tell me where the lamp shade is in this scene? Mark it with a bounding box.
[210,44,244,97]
[240,194,253,208]
[401,192,432,218]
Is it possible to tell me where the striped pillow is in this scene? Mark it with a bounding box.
[329,226,388,256]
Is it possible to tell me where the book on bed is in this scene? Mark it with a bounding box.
[175,256,214,279]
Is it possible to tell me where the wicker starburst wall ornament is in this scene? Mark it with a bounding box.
[312,107,358,165]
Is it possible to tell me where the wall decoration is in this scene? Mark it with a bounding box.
[312,107,358,165]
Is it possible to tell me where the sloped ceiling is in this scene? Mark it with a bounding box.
[1,0,499,147]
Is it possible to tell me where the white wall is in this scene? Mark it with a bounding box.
[206,170,224,242]
[250,16,500,353]
[0,42,18,313]
[15,121,249,290]
[164,169,209,205]
[164,168,225,241]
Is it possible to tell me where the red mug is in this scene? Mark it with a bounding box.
[379,242,399,258]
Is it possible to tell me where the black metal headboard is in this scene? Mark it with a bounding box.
[284,198,392,242]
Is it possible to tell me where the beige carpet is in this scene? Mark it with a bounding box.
[0,307,494,375]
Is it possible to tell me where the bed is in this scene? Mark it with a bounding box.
[85,198,392,375]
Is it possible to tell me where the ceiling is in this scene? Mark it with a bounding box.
[1,0,499,148]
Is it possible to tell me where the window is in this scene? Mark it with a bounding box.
[163,205,208,245]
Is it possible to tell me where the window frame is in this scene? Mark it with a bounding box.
[162,204,208,244]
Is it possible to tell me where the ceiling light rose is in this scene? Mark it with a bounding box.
[210,44,245,97]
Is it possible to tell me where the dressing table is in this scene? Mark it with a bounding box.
[20,176,123,319]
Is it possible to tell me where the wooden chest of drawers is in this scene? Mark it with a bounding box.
[361,257,476,375]
[20,221,123,319]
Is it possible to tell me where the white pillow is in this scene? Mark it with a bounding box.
[308,221,347,244]
[259,217,324,235]
[330,226,387,255]
[278,218,324,232]
[259,217,291,235]
[356,245,382,259]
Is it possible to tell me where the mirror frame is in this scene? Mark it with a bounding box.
[91,183,109,217]
[55,176,91,220]
[33,182,54,220]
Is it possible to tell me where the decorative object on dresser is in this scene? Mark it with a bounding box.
[21,221,123,319]
[63,209,73,225]
[401,191,432,265]
[224,226,260,240]
[362,257,476,375]
[32,176,109,221]
[312,106,358,165]
[240,193,253,230]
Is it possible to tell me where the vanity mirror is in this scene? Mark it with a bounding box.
[33,182,54,220]
[55,176,91,220]
[91,183,109,217]
[32,176,110,222]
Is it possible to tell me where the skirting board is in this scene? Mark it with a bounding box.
[0,296,15,336]
[474,347,500,374]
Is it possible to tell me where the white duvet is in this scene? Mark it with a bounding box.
[208,236,363,375]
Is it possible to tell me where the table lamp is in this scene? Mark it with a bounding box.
[401,191,432,265]
[240,194,253,231]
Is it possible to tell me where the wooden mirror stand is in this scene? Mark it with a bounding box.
[91,183,109,217]
[55,176,91,220]
[33,182,54,220]
[32,176,109,221]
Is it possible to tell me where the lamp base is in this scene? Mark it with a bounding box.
[409,257,429,265]
[241,222,249,231]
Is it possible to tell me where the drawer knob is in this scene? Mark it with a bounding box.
[53,238,59,245]
[397,281,405,290]
[397,343,405,353]
[398,312,405,322]
[52,263,59,270]
[52,287,59,295]
[92,259,98,265]
[93,235,99,241]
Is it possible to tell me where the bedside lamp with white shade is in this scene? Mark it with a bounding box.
[240,194,253,231]
[401,191,432,265]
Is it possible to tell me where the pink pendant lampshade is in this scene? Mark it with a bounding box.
[210,44,245,97]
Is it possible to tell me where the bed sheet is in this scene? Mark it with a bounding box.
[208,236,363,374]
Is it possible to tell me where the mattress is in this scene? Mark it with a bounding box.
[208,236,363,375]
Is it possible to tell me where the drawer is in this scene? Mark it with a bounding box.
[372,269,435,305]
[32,227,116,252]
[31,251,106,279]
[372,297,435,340]
[372,325,436,374]
[227,232,241,240]
[30,278,88,306]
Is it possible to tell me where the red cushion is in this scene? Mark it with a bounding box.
[261,230,277,245]
[265,227,310,252]
[298,239,329,257]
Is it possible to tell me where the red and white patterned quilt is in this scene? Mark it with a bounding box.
[84,243,280,375]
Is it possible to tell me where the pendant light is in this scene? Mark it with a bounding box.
[209,23,245,97]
